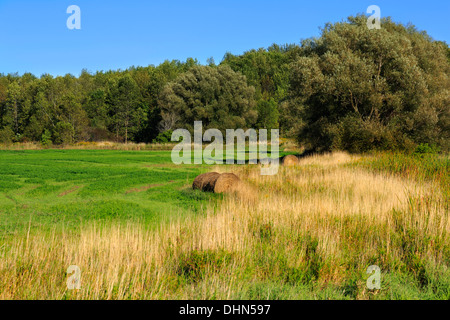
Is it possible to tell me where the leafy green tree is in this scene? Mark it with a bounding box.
[40,129,52,147]
[256,99,279,130]
[24,115,46,141]
[5,82,21,135]
[0,126,14,144]
[137,59,199,142]
[107,75,142,143]
[59,95,90,142]
[288,15,450,152]
[85,89,108,129]
[159,65,257,133]
[221,46,296,102]
[53,121,75,145]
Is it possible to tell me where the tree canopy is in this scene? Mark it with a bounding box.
[286,16,450,152]
[0,15,448,152]
[159,65,257,132]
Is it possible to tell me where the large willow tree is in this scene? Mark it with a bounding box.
[286,15,450,152]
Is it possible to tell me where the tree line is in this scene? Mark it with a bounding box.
[1,15,449,152]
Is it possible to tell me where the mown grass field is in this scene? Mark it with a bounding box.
[0,148,448,299]
[0,150,216,234]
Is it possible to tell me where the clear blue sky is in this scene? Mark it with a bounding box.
[0,0,448,77]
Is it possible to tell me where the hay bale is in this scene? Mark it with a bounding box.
[192,172,221,192]
[213,173,240,194]
[282,155,299,166]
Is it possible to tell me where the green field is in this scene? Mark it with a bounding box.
[0,150,216,234]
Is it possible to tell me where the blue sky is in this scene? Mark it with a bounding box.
[0,0,449,77]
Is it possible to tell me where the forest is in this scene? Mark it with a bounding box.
[1,15,449,152]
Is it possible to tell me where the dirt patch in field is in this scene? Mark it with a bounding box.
[4,194,17,204]
[125,181,177,194]
[125,184,164,194]
[17,185,40,196]
[58,186,81,197]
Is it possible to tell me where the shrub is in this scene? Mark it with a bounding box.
[330,116,406,153]
[40,129,53,147]
[414,143,440,155]
[152,130,173,143]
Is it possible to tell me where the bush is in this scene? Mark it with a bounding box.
[152,130,173,144]
[414,143,440,155]
[40,129,53,147]
[326,115,423,153]
[335,117,375,153]
[330,116,403,153]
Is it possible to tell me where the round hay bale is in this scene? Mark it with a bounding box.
[193,172,221,192]
[282,155,299,166]
[213,173,240,194]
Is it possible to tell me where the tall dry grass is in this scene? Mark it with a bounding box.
[0,141,176,151]
[1,152,448,299]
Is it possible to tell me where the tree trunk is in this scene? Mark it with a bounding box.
[13,101,18,134]
[125,117,129,144]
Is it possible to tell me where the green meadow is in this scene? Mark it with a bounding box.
[0,149,216,234]
[0,148,288,234]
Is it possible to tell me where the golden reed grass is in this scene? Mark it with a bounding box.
[0,141,176,151]
[1,152,448,299]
